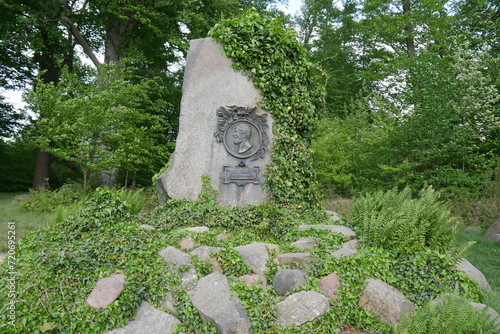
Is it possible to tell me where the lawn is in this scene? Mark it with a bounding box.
[0,193,53,252]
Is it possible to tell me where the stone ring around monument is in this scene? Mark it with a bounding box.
[223,120,262,159]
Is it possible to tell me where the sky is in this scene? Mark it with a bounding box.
[2,1,305,111]
[278,0,303,15]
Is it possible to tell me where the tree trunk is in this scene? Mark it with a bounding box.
[131,171,136,189]
[32,24,60,189]
[32,148,51,189]
[403,0,416,57]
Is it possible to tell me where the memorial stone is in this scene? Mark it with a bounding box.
[156,37,273,207]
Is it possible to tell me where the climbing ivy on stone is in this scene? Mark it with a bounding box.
[209,10,326,207]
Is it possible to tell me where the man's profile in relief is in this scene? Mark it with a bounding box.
[232,123,252,153]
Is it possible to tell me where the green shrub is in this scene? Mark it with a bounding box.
[350,187,459,254]
[394,294,499,334]
[17,183,86,211]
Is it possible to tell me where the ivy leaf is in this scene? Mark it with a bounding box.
[40,322,57,332]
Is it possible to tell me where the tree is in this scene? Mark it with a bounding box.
[298,0,367,118]
[28,68,169,188]
[2,0,83,188]
[0,97,23,138]
[393,47,499,196]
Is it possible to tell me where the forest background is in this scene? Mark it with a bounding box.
[0,0,499,225]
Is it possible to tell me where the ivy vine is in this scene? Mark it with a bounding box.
[209,10,325,207]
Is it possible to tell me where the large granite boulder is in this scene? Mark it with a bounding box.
[275,252,313,268]
[484,218,500,243]
[331,248,358,258]
[291,237,318,250]
[86,273,125,309]
[359,278,415,326]
[234,243,269,275]
[105,301,180,334]
[273,269,307,295]
[298,224,356,239]
[319,273,341,300]
[276,291,330,327]
[469,302,500,329]
[456,258,491,291]
[156,37,273,207]
[158,246,198,289]
[189,272,252,333]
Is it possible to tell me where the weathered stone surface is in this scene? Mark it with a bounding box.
[178,236,195,250]
[159,246,191,267]
[291,237,318,250]
[457,258,491,290]
[238,274,267,289]
[235,243,269,275]
[105,301,180,334]
[191,246,222,272]
[490,234,500,243]
[158,246,198,289]
[298,224,356,239]
[191,246,221,259]
[359,278,415,326]
[469,302,500,329]
[277,291,330,327]
[87,273,125,309]
[484,218,500,239]
[330,215,342,222]
[183,226,210,233]
[484,218,500,243]
[331,248,358,259]
[189,272,252,334]
[138,224,155,230]
[342,239,359,249]
[273,269,307,295]
[319,273,341,300]
[275,252,313,268]
[155,37,273,207]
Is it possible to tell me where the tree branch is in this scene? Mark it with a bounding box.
[59,2,101,69]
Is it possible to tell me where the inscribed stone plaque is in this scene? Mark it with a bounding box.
[223,163,260,186]
[155,37,273,207]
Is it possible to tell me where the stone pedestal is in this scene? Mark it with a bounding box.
[156,37,273,207]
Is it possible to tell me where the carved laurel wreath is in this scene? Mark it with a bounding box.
[215,105,269,161]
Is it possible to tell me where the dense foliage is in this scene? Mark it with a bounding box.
[301,0,500,201]
[0,0,284,190]
[0,185,486,333]
[27,66,171,188]
[209,10,325,207]
[351,187,461,254]
[394,294,499,334]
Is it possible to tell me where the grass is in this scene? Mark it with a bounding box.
[322,197,353,220]
[0,193,53,252]
[457,228,500,312]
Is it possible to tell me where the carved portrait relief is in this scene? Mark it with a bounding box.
[215,106,269,161]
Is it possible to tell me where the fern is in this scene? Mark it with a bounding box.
[394,294,499,334]
[351,187,459,254]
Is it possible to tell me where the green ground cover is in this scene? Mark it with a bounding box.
[0,187,498,333]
